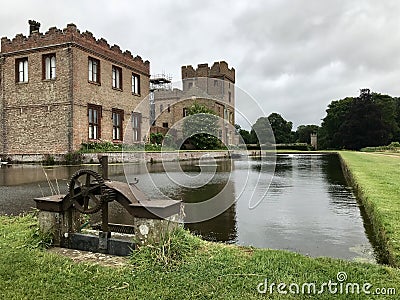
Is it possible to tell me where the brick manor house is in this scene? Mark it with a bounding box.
[0,21,237,155]
[0,21,150,155]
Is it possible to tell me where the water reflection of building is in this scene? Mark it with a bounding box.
[185,180,237,243]
[0,165,78,186]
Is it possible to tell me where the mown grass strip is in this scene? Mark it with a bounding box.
[1,214,400,299]
[339,151,400,267]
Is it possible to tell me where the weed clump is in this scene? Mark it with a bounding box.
[130,227,202,269]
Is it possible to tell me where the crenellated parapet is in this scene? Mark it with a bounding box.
[181,61,235,83]
[1,23,149,75]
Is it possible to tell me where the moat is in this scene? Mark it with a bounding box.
[0,154,379,262]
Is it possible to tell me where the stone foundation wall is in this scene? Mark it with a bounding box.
[4,150,233,163]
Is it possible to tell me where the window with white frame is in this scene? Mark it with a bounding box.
[132,112,142,142]
[88,104,102,140]
[132,73,140,94]
[112,65,122,89]
[88,57,100,83]
[16,58,28,83]
[112,109,124,141]
[43,54,56,80]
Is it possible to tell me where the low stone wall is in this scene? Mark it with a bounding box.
[2,154,61,163]
[4,150,340,164]
[4,150,233,164]
[84,150,232,164]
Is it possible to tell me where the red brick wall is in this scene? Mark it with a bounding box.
[0,23,150,154]
[72,47,150,150]
[1,46,72,154]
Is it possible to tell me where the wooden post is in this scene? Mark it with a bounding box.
[99,155,109,180]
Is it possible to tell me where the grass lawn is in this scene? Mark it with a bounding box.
[339,151,400,267]
[1,214,400,299]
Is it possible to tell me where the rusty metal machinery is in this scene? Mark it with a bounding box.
[34,159,181,256]
[68,169,110,214]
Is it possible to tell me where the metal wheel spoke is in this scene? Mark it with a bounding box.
[73,178,83,188]
[83,196,90,210]
[86,184,103,193]
[89,194,100,204]
[70,191,83,200]
[85,174,91,187]
[68,169,106,214]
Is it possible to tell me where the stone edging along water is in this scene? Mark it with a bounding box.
[4,150,337,164]
[3,150,233,164]
[338,153,394,267]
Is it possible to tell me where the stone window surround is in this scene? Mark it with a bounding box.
[88,103,102,140]
[112,108,124,142]
[42,53,56,80]
[112,65,123,91]
[88,56,101,84]
[131,72,140,95]
[15,57,29,83]
[132,112,142,142]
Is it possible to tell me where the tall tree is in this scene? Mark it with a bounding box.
[267,113,293,144]
[373,93,400,142]
[319,90,396,150]
[338,93,389,150]
[296,125,319,144]
[235,124,257,144]
[319,97,354,149]
[252,117,274,145]
[182,102,221,150]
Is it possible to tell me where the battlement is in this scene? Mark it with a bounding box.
[181,61,235,83]
[1,22,149,75]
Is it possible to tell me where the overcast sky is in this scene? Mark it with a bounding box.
[1,0,400,129]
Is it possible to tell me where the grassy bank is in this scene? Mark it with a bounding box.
[339,151,400,267]
[1,214,400,299]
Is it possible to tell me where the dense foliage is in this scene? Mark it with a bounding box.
[319,91,400,150]
[296,125,319,144]
[267,113,293,144]
[238,113,318,146]
[251,116,275,144]
[182,102,223,150]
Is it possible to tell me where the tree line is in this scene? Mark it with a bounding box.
[236,113,319,146]
[237,89,400,150]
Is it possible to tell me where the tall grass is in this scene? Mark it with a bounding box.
[131,227,202,269]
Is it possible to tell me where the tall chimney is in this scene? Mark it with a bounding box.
[28,20,41,35]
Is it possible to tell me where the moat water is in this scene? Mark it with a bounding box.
[0,154,380,262]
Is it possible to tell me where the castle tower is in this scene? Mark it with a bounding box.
[311,133,318,150]
[151,61,237,145]
[181,61,235,107]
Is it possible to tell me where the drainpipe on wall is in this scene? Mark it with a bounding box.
[0,56,6,155]
[67,44,74,153]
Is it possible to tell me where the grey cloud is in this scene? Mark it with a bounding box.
[1,0,400,128]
